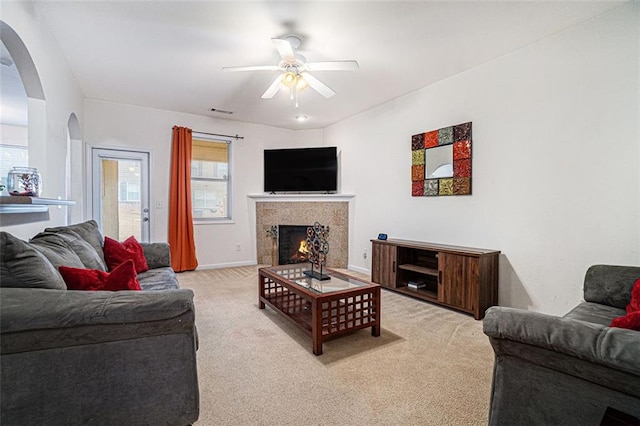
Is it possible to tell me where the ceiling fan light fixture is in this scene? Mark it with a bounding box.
[224,35,356,101]
[296,77,309,92]
[281,71,297,87]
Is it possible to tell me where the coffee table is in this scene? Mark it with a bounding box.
[258,264,381,355]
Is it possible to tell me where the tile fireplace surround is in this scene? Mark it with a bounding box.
[251,195,352,268]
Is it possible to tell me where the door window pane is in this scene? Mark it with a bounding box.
[101,158,142,240]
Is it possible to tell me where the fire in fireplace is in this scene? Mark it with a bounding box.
[278,225,310,265]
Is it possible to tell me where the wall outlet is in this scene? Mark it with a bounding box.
[236,244,241,251]
[363,251,367,259]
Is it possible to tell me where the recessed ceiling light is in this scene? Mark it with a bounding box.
[294,114,309,122]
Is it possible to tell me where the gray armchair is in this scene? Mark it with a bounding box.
[483,265,640,425]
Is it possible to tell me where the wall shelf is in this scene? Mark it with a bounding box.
[0,196,76,214]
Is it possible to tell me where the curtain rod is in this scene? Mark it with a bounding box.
[193,130,244,140]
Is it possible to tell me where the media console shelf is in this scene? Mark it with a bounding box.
[371,239,500,319]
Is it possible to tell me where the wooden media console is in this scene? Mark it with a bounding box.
[371,239,499,319]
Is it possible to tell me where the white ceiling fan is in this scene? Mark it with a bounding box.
[222,36,358,105]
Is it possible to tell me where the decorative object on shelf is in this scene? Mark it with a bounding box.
[407,280,426,290]
[411,121,472,197]
[303,222,330,281]
[377,233,388,240]
[267,225,278,266]
[6,167,42,197]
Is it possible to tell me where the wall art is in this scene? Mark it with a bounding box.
[411,121,472,196]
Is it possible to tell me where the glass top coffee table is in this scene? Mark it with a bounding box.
[258,264,381,355]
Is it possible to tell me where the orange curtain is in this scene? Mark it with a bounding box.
[168,126,198,272]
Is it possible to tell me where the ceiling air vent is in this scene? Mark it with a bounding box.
[210,108,233,115]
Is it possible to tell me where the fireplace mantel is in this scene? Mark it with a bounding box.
[248,193,355,203]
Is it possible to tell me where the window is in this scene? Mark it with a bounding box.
[0,143,28,187]
[191,136,231,220]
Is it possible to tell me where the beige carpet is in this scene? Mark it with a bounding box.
[178,266,494,425]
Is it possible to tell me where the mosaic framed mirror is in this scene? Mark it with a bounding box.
[411,121,472,196]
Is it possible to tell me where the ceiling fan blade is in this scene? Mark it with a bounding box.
[305,60,359,71]
[222,65,280,72]
[272,38,295,62]
[300,72,335,98]
[261,75,283,99]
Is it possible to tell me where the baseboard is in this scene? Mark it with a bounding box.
[196,260,257,270]
[348,264,370,276]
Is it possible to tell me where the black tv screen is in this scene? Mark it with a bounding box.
[264,147,337,193]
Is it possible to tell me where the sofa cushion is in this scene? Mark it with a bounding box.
[564,302,625,327]
[0,232,66,290]
[45,219,106,264]
[29,233,85,270]
[0,287,194,335]
[137,267,179,291]
[104,235,149,273]
[59,259,141,291]
[584,265,640,310]
[33,230,107,272]
[140,242,172,269]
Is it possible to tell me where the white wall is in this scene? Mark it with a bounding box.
[0,2,84,239]
[325,3,640,315]
[83,99,323,268]
[7,1,636,316]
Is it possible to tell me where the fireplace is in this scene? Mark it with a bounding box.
[253,198,351,268]
[278,225,310,265]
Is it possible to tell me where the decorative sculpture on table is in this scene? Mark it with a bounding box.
[303,222,330,281]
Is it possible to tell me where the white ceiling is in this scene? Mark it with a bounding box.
[32,1,627,130]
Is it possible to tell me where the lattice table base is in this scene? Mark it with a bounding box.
[259,266,381,355]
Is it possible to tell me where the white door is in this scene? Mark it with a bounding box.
[91,148,150,242]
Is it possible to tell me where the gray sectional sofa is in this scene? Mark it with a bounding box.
[483,264,640,425]
[0,220,199,426]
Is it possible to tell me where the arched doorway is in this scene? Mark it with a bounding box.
[0,20,45,191]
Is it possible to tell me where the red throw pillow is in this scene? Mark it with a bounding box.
[626,278,640,313]
[59,259,141,291]
[610,311,640,331]
[103,236,149,273]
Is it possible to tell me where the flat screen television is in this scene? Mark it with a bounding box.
[264,147,337,193]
